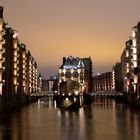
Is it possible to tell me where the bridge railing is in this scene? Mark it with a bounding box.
[30,91,55,97]
[91,91,123,96]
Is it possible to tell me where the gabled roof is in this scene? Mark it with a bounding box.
[60,56,85,69]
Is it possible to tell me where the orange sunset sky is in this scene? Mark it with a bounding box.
[1,0,140,79]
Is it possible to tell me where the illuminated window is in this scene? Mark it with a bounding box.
[14,63,17,69]
[23,65,25,69]
[133,48,137,54]
[0,23,2,30]
[14,70,17,76]
[22,75,25,79]
[0,62,2,69]
[22,80,25,86]
[29,61,32,66]
[62,76,66,81]
[63,69,66,74]
[59,79,62,83]
[132,38,136,47]
[78,69,81,73]
[13,41,17,49]
[126,63,129,67]
[22,52,25,59]
[29,66,32,70]
[133,61,137,67]
[14,51,17,56]
[126,68,129,73]
[126,50,129,57]
[0,83,2,95]
[127,80,130,85]
[13,77,17,85]
[0,32,2,41]
[133,84,136,93]
[0,52,2,59]
[71,69,74,73]
[134,75,138,84]
[133,54,137,60]
[14,57,17,62]
[132,30,136,38]
[71,76,74,80]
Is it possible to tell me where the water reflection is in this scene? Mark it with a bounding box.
[37,96,57,109]
[0,109,30,140]
[115,104,140,140]
[0,98,140,140]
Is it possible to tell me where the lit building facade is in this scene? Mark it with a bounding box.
[26,51,42,94]
[121,40,132,94]
[58,56,92,95]
[120,22,140,97]
[0,26,19,96]
[0,6,42,98]
[0,17,4,94]
[93,72,112,92]
[121,22,140,96]
[112,62,123,93]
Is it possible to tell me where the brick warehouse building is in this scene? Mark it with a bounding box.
[93,72,112,92]
[0,6,42,99]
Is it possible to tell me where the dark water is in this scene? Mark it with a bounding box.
[0,98,140,140]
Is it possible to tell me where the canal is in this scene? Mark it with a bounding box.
[0,98,140,140]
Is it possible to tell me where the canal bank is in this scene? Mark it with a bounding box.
[111,93,140,109]
[0,95,28,112]
[125,94,140,107]
[0,95,40,113]
[91,93,140,109]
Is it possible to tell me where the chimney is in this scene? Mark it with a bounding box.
[63,57,66,64]
[0,6,3,18]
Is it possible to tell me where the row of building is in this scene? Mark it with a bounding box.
[115,22,140,97]
[0,6,42,98]
[92,21,140,104]
[92,72,112,92]
[46,22,140,101]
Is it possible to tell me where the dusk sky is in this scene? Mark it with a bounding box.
[1,0,140,79]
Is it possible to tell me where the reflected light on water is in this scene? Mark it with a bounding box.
[0,98,140,140]
[79,107,85,139]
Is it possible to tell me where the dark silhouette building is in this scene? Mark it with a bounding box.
[47,75,58,94]
[82,57,93,93]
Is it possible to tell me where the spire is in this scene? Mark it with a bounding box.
[0,6,3,18]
